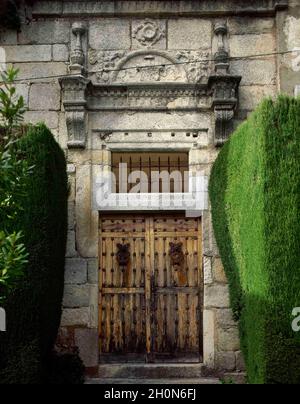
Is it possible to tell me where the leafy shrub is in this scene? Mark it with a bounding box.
[0,67,29,300]
[0,124,69,383]
[209,96,300,384]
[0,341,41,384]
[46,352,85,385]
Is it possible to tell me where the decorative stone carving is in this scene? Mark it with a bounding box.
[59,76,90,149]
[89,50,188,84]
[89,83,208,111]
[117,244,131,266]
[175,51,211,83]
[70,22,87,75]
[207,21,242,146]
[89,50,126,82]
[132,19,166,47]
[169,242,185,269]
[214,21,229,75]
[89,49,211,85]
[208,75,241,146]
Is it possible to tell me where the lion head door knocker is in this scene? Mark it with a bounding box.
[169,242,185,269]
[169,242,187,286]
[116,243,131,267]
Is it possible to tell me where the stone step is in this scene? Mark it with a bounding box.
[98,364,204,379]
[87,377,220,384]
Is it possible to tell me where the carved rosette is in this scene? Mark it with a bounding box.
[59,76,90,149]
[132,19,165,47]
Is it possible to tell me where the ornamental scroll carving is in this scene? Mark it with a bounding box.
[88,49,211,84]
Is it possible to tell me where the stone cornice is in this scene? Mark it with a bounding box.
[90,83,208,97]
[87,82,211,111]
[32,0,288,18]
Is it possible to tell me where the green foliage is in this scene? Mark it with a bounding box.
[209,96,300,384]
[0,124,69,383]
[0,67,26,137]
[46,352,85,385]
[0,67,29,300]
[0,341,42,384]
[0,231,28,300]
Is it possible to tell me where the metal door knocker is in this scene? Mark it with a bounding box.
[117,243,131,266]
[169,242,185,268]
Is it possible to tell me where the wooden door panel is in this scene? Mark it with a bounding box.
[152,216,202,358]
[101,293,146,354]
[99,216,147,356]
[99,214,203,361]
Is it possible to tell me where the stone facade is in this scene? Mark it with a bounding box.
[0,0,298,376]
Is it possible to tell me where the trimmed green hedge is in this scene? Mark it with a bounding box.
[0,124,68,383]
[209,96,300,384]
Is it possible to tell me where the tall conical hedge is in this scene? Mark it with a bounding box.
[0,124,68,383]
[209,96,300,384]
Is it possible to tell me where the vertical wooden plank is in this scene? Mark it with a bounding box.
[197,217,203,357]
[145,217,152,358]
[98,220,103,354]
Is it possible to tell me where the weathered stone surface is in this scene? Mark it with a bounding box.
[4,45,52,62]
[53,44,69,61]
[228,17,275,34]
[239,85,277,111]
[66,230,77,257]
[68,200,75,230]
[168,19,212,50]
[33,1,288,17]
[0,29,18,45]
[89,19,130,50]
[216,352,236,372]
[74,328,99,367]
[203,309,215,367]
[218,328,240,352]
[63,285,90,308]
[91,112,211,138]
[18,19,70,44]
[13,62,67,81]
[15,84,30,105]
[204,256,213,285]
[67,164,76,174]
[61,308,90,327]
[284,15,300,51]
[230,34,276,58]
[295,85,300,97]
[216,309,237,329]
[204,284,230,308]
[236,351,246,372]
[89,285,98,328]
[29,83,61,111]
[75,164,99,258]
[65,258,88,284]
[231,59,277,85]
[88,259,98,284]
[24,111,59,129]
[213,257,227,283]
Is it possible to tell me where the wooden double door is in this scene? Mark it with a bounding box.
[99,213,203,362]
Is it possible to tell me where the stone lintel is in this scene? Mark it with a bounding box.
[31,1,288,18]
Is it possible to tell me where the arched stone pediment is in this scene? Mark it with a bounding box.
[89,48,212,84]
[112,50,188,83]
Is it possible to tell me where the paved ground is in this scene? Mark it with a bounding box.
[86,378,220,384]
